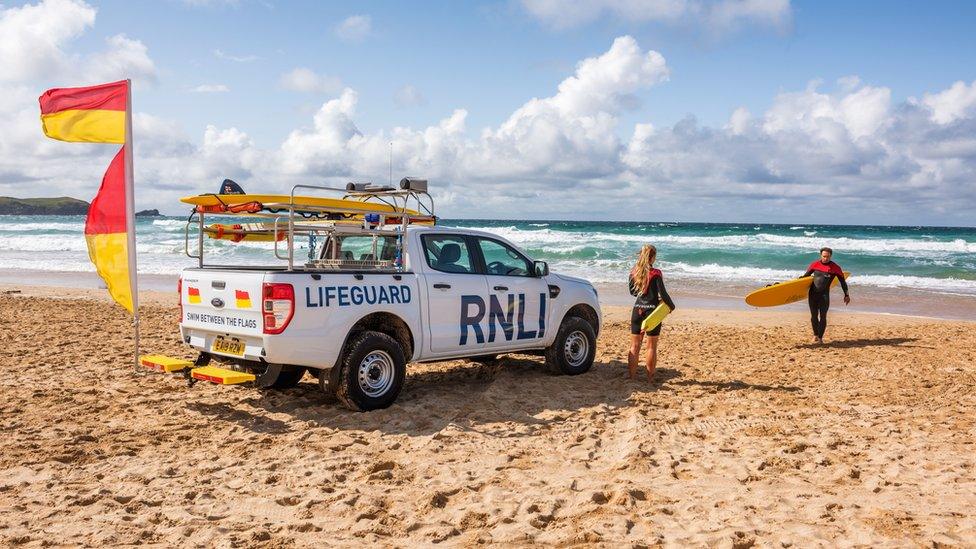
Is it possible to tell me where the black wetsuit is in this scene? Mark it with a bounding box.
[629,269,676,336]
[804,260,849,339]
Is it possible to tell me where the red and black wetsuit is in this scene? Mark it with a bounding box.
[629,269,676,336]
[803,260,849,339]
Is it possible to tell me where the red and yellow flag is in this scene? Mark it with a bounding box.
[85,147,133,311]
[39,80,127,144]
[39,80,135,313]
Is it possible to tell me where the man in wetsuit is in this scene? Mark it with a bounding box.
[804,247,850,343]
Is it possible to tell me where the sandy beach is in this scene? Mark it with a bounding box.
[1,285,975,546]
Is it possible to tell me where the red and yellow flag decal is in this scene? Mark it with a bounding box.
[85,147,133,311]
[39,80,127,144]
[235,290,252,309]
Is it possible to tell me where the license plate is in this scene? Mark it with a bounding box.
[212,336,245,357]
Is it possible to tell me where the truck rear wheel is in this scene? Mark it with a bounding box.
[545,316,596,375]
[334,331,406,411]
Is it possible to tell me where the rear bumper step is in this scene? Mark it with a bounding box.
[190,365,255,385]
[140,355,193,373]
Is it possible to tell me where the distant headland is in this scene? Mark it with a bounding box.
[0,196,89,215]
[0,197,161,216]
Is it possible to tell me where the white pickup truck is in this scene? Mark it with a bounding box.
[178,181,601,411]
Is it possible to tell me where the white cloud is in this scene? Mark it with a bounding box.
[521,0,684,29]
[521,0,791,34]
[0,0,160,201]
[726,106,751,135]
[394,84,427,107]
[277,35,669,187]
[922,80,976,125]
[761,78,891,140]
[280,67,342,93]
[706,0,791,33]
[212,48,259,63]
[0,0,96,82]
[2,24,976,224]
[190,84,230,93]
[471,35,668,180]
[334,14,372,43]
[0,1,156,86]
[86,34,157,85]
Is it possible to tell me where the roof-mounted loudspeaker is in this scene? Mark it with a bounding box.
[345,182,371,191]
[399,177,428,192]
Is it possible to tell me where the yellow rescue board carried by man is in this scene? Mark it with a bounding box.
[745,272,851,307]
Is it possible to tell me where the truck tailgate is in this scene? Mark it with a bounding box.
[180,271,264,336]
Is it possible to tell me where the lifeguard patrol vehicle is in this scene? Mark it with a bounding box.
[170,178,601,411]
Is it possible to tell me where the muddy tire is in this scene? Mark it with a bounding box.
[334,331,406,411]
[256,365,306,389]
[269,366,306,389]
[544,316,596,375]
[317,368,338,402]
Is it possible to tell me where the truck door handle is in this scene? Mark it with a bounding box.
[433,283,451,289]
[493,285,508,291]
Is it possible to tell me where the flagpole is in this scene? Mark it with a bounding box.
[124,79,140,370]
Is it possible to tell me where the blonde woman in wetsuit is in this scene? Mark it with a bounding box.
[628,244,676,382]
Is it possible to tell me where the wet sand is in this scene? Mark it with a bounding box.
[1,286,975,546]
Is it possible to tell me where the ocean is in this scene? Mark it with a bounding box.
[2,215,975,315]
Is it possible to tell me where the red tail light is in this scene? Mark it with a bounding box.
[263,283,294,334]
[177,276,183,322]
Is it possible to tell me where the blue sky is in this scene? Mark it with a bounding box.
[2,0,976,224]
[84,1,976,141]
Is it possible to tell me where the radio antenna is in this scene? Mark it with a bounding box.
[389,141,393,186]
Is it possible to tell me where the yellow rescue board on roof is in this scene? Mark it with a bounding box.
[140,354,192,373]
[190,365,255,385]
[180,193,420,215]
[745,272,851,308]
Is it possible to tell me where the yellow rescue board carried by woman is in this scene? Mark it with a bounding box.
[745,272,851,307]
[640,302,671,333]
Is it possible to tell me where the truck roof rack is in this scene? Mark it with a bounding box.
[182,179,436,272]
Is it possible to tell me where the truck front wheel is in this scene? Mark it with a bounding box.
[334,331,406,411]
[545,316,596,375]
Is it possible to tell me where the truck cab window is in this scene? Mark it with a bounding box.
[421,234,474,274]
[321,235,398,262]
[478,238,532,277]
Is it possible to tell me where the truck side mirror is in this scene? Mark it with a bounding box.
[534,261,549,277]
